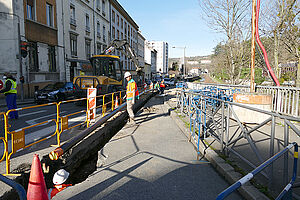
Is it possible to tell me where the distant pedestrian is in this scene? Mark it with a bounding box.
[124,72,139,125]
[160,80,165,94]
[0,73,18,119]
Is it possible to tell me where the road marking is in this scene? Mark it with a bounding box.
[20,110,47,117]
[26,111,67,126]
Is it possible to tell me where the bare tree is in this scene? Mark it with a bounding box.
[262,0,299,80]
[199,0,251,84]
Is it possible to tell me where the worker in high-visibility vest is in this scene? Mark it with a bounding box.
[0,72,18,119]
[124,71,139,124]
[160,80,166,94]
[48,169,72,199]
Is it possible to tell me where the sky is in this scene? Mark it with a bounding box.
[117,0,222,58]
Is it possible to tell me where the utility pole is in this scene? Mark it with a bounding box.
[250,0,256,93]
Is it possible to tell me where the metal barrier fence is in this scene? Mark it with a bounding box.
[187,82,300,117]
[216,143,298,200]
[1,86,148,176]
[177,89,300,198]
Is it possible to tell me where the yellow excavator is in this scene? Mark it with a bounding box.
[73,39,143,98]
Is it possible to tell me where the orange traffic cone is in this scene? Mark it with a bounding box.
[115,96,119,108]
[27,154,49,200]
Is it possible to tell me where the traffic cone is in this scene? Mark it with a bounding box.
[27,154,49,200]
[115,96,119,108]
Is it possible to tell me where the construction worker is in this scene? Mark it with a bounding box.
[154,81,160,92]
[149,81,153,89]
[48,169,72,199]
[160,80,165,94]
[124,71,139,124]
[0,72,18,119]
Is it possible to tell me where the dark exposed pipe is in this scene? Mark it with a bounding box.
[49,90,149,160]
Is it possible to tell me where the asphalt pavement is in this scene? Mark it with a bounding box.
[54,92,242,200]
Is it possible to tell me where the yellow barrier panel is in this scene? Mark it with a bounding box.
[61,116,68,131]
[4,103,59,175]
[12,130,25,153]
[1,91,126,175]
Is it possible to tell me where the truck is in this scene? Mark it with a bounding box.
[73,39,143,99]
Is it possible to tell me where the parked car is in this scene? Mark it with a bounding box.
[34,82,75,104]
[164,78,175,87]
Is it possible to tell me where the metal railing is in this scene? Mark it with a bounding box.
[177,88,300,197]
[187,82,300,117]
[1,86,149,176]
[216,143,298,200]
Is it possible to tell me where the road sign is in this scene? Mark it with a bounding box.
[0,80,4,90]
[87,87,97,121]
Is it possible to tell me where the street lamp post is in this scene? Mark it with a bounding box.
[172,46,186,78]
[0,12,24,101]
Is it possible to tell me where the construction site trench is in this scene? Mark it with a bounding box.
[2,91,155,200]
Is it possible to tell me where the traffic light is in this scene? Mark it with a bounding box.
[20,41,28,58]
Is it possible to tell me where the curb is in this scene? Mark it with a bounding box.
[163,99,270,200]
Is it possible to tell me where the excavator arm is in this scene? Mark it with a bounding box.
[102,39,143,73]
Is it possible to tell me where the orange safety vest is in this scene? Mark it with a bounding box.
[126,79,139,101]
[48,184,72,199]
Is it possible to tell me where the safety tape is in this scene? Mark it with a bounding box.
[239,173,253,185]
[46,135,52,139]
[16,148,23,152]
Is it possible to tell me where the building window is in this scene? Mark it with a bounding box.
[29,42,39,72]
[86,14,90,32]
[70,34,77,56]
[96,0,100,10]
[70,4,76,25]
[27,0,35,20]
[102,0,106,15]
[112,27,115,39]
[46,3,53,27]
[117,30,119,39]
[121,18,123,29]
[48,45,56,72]
[85,40,91,59]
[97,21,101,37]
[97,43,102,55]
[117,15,119,26]
[103,25,106,42]
[112,10,115,23]
[121,32,123,39]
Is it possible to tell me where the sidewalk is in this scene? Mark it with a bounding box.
[54,93,242,200]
